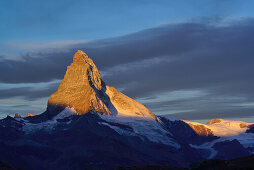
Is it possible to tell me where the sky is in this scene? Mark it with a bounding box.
[1,0,254,123]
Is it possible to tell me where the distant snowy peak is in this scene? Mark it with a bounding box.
[185,119,254,137]
[47,50,155,119]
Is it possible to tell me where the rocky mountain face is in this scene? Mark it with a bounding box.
[48,50,115,116]
[25,113,35,117]
[0,50,253,170]
[47,50,155,119]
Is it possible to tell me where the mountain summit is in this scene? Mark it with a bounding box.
[48,50,155,119]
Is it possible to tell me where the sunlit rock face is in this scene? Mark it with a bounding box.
[48,50,112,115]
[48,50,155,119]
[187,123,214,136]
[24,113,35,117]
[206,118,223,125]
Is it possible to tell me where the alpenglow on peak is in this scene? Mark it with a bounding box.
[47,50,155,119]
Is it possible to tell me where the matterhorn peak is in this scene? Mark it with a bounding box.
[48,50,111,115]
[47,50,155,119]
[73,50,92,65]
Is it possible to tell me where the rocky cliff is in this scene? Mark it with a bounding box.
[48,50,155,119]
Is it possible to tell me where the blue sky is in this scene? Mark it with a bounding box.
[1,0,254,43]
[1,0,254,123]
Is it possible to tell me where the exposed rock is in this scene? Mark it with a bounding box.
[158,117,218,145]
[247,124,254,128]
[47,50,155,119]
[206,118,223,125]
[48,50,114,115]
[1,116,23,129]
[239,122,254,128]
[25,113,35,117]
[14,113,21,118]
[239,123,248,128]
[187,123,214,136]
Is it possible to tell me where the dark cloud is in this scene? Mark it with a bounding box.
[0,51,74,83]
[1,18,254,120]
[0,82,59,100]
[1,18,254,84]
[145,93,254,120]
[12,104,31,108]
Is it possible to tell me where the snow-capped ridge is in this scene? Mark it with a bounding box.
[185,119,254,137]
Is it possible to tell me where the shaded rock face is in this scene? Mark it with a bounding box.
[47,50,155,119]
[158,118,217,145]
[0,116,24,129]
[14,113,21,118]
[247,125,254,133]
[212,140,250,160]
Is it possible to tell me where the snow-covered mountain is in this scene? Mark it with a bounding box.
[185,118,254,137]
[0,50,253,170]
[184,118,254,159]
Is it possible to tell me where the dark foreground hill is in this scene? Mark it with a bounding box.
[2,155,254,170]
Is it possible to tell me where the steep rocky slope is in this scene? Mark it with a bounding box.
[48,50,155,119]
